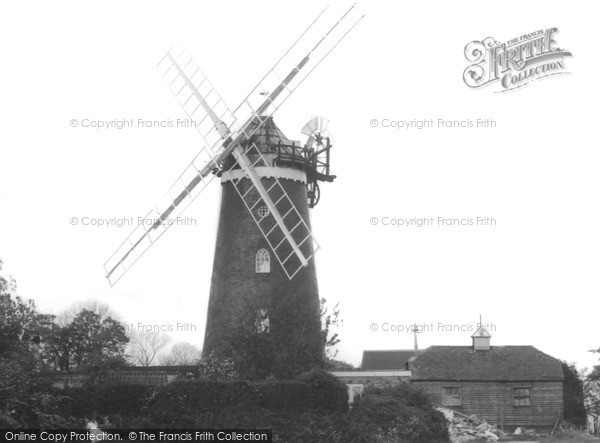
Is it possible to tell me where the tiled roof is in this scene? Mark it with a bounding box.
[361,350,418,370]
[411,346,564,381]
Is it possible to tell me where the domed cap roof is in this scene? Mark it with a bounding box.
[245,116,300,154]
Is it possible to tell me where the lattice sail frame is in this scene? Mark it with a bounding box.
[157,45,236,146]
[228,4,363,146]
[104,3,363,286]
[223,143,320,279]
[103,151,221,287]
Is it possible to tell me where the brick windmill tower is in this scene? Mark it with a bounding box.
[205,116,335,374]
[103,5,363,374]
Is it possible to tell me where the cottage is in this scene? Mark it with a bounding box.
[410,327,564,433]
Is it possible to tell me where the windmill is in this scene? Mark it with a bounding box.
[104,4,363,368]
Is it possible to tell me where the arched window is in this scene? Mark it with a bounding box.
[255,248,270,273]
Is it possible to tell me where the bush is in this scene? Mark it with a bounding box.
[254,380,315,412]
[253,370,348,414]
[95,382,153,416]
[49,377,448,442]
[347,383,449,442]
[51,387,93,418]
[0,351,59,428]
[147,379,253,426]
[60,382,153,418]
[147,371,346,421]
[296,369,349,412]
[140,378,447,442]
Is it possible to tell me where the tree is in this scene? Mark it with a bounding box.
[0,259,16,294]
[44,309,129,374]
[0,261,54,356]
[321,297,342,359]
[325,358,356,371]
[0,293,54,356]
[0,260,63,428]
[582,368,600,418]
[320,300,354,371]
[159,342,202,366]
[562,361,587,426]
[55,299,122,327]
[585,348,600,417]
[127,331,171,366]
[43,322,76,372]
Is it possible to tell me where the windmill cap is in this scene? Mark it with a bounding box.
[249,116,297,148]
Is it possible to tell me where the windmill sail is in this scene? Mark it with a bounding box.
[231,4,364,138]
[157,45,236,147]
[104,3,363,286]
[103,147,221,286]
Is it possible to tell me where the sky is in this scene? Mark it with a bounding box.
[1,0,599,370]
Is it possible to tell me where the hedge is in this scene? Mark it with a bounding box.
[254,370,348,413]
[53,372,449,442]
[60,382,153,418]
[147,369,348,420]
[147,379,253,421]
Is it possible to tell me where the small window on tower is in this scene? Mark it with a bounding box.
[256,248,270,273]
[258,206,270,218]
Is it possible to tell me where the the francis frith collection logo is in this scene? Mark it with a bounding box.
[463,28,572,92]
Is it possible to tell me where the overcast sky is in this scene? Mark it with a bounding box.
[1,0,599,369]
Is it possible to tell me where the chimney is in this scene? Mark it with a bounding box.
[411,324,420,358]
[471,317,491,352]
[406,355,417,371]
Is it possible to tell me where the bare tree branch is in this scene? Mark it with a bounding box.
[159,342,202,366]
[126,330,172,366]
